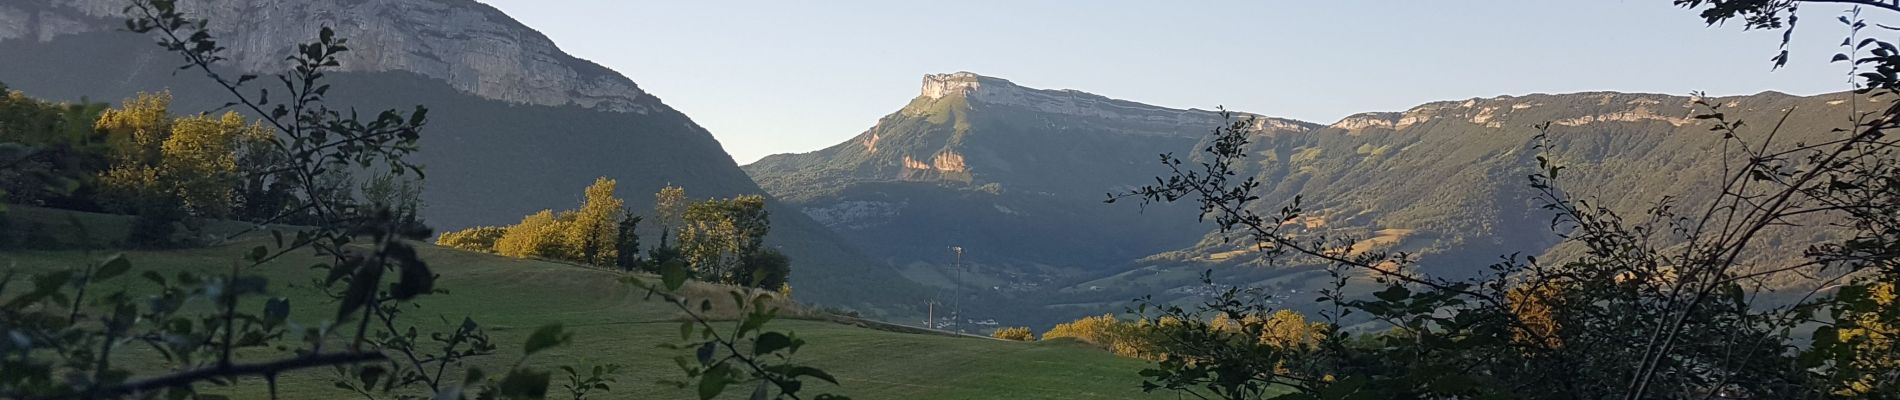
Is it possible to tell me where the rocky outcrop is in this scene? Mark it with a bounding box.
[1327,92,1713,131]
[920,71,1312,136]
[1329,112,1402,131]
[802,200,905,231]
[2,0,654,113]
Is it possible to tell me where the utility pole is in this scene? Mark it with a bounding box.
[950,246,964,333]
[924,300,937,329]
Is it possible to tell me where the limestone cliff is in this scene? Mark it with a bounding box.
[2,0,652,113]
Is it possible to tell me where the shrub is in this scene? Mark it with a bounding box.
[736,247,792,289]
[494,209,571,259]
[1041,313,1164,359]
[436,226,506,253]
[991,327,1034,341]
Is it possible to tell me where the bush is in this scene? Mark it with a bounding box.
[493,209,571,259]
[644,245,681,273]
[122,195,184,248]
[991,327,1034,341]
[736,247,792,289]
[436,226,506,253]
[1041,313,1165,359]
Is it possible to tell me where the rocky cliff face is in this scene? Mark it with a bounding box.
[919,71,1308,136]
[3,0,652,113]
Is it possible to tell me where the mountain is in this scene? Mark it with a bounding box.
[1081,90,1867,323]
[744,72,1316,322]
[0,0,919,312]
[749,72,1860,327]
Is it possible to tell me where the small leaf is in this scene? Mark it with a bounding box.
[698,363,731,400]
[359,365,387,387]
[263,297,291,325]
[96,254,132,281]
[523,324,571,356]
[497,369,551,399]
[785,366,839,385]
[696,342,716,365]
[662,260,688,291]
[1373,285,1411,302]
[754,332,793,356]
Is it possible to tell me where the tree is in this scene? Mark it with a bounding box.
[1815,281,1900,396]
[94,91,172,171]
[679,194,770,284]
[494,209,568,259]
[1505,282,1564,350]
[653,184,686,248]
[157,111,262,218]
[92,92,173,215]
[361,173,426,229]
[567,177,623,266]
[89,92,274,245]
[614,212,642,271]
[736,247,792,290]
[0,82,107,210]
[645,244,682,273]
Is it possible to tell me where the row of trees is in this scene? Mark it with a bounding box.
[989,309,1329,360]
[437,181,791,290]
[0,86,424,248]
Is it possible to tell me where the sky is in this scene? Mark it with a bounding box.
[480,1,1861,164]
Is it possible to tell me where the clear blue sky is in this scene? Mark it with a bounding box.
[481,1,1856,164]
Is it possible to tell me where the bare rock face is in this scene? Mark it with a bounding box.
[3,0,653,113]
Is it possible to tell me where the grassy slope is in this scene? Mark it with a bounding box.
[1,206,1165,399]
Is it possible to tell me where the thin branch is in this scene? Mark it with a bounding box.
[47,351,386,399]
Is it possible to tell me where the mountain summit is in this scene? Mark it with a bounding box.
[749,72,1317,201]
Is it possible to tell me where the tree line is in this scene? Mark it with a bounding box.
[1,87,423,248]
[436,182,793,291]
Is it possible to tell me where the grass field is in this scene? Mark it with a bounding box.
[1,206,1169,399]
